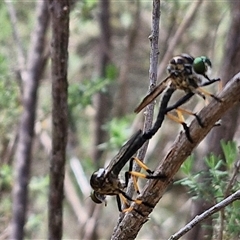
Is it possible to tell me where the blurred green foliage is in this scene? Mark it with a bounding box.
[0,0,233,239]
[68,64,118,110]
[177,141,240,239]
[0,164,13,191]
[100,117,133,151]
[0,54,20,141]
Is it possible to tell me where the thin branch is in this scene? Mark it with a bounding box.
[111,72,240,240]
[123,0,161,225]
[218,157,240,240]
[168,190,240,240]
[157,0,203,79]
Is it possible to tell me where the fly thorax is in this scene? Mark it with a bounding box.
[167,55,194,78]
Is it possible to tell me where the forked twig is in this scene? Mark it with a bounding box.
[168,190,240,240]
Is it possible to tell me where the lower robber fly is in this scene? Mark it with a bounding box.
[90,130,166,212]
[135,53,221,142]
[90,88,175,212]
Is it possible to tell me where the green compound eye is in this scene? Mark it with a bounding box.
[193,56,212,75]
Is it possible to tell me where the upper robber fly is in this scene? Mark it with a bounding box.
[134,53,220,114]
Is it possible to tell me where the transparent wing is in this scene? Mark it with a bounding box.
[134,76,170,113]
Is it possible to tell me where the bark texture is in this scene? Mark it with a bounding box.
[47,1,69,239]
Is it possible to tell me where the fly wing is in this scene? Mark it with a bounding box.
[134,76,170,113]
[105,130,143,176]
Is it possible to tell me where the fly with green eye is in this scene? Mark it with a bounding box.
[135,53,221,142]
[89,54,221,212]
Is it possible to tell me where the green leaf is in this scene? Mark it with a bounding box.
[221,140,238,167]
[181,154,194,175]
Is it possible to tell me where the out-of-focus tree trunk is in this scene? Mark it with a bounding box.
[47,0,69,239]
[83,1,112,240]
[10,2,49,239]
[186,2,240,240]
[114,0,140,117]
[92,0,112,165]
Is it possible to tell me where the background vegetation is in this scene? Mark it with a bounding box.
[0,1,239,239]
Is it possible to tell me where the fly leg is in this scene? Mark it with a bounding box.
[166,109,193,143]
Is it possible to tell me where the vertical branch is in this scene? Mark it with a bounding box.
[125,0,161,203]
[137,0,161,159]
[47,0,69,239]
[10,2,49,239]
[113,1,161,239]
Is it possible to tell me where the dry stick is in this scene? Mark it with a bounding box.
[122,0,161,222]
[111,72,240,240]
[218,158,240,240]
[168,190,240,240]
[127,0,161,194]
[157,0,203,79]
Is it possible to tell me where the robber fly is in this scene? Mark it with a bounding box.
[135,53,221,142]
[89,86,177,212]
[90,129,167,212]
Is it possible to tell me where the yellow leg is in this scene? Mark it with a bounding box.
[166,112,185,125]
[197,87,213,97]
[129,171,149,178]
[133,157,152,172]
[197,87,221,102]
[166,109,193,142]
[131,173,140,194]
[120,193,143,212]
[177,107,195,116]
[127,157,156,194]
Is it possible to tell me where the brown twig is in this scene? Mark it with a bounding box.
[168,190,240,240]
[218,157,240,240]
[111,72,240,240]
[122,0,161,224]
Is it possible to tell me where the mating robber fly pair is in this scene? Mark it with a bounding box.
[90,53,221,212]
